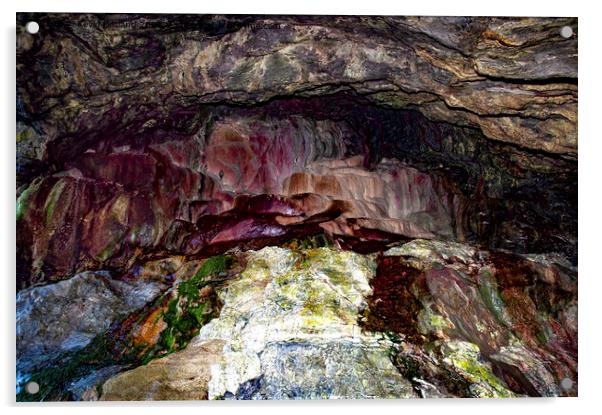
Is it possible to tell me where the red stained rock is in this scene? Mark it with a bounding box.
[18,132,467,287]
[370,245,577,396]
[70,152,157,190]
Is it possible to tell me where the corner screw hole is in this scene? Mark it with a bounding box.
[560,377,573,391]
[560,26,573,39]
[25,21,40,35]
[25,381,40,394]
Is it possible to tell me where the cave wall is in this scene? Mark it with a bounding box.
[16,101,464,287]
[15,13,578,401]
[16,94,577,288]
[16,14,577,286]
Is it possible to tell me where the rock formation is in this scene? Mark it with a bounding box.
[16,13,577,400]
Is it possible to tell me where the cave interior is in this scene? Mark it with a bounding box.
[16,14,578,400]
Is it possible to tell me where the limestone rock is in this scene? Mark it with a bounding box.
[96,242,577,399]
[238,341,416,399]
[101,246,416,400]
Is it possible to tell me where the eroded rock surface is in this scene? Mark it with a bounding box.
[101,340,225,401]
[16,254,227,401]
[17,15,576,157]
[16,138,466,286]
[95,243,575,400]
[101,246,418,400]
[375,240,577,397]
[16,14,577,286]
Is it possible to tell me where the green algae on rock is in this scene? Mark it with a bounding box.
[440,340,517,398]
[152,255,230,357]
[17,255,231,401]
[96,242,577,400]
[99,247,416,400]
[18,241,577,400]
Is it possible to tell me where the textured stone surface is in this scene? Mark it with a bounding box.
[101,247,417,400]
[16,271,166,383]
[101,340,225,401]
[16,254,227,401]
[15,13,578,401]
[241,341,416,399]
[19,121,575,287]
[15,112,349,285]
[67,366,125,401]
[17,15,576,156]
[94,243,576,400]
[369,240,578,397]
[16,140,466,286]
[16,20,578,283]
[16,242,577,400]
[16,93,578,287]
[384,238,477,263]
[284,157,462,240]
[195,247,417,399]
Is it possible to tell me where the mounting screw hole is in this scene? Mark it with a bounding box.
[560,377,573,390]
[560,26,573,39]
[25,381,40,394]
[25,21,40,35]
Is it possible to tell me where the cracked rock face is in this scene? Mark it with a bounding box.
[16,13,577,401]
